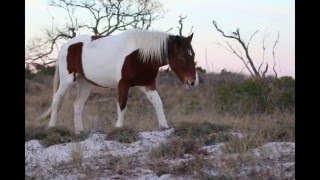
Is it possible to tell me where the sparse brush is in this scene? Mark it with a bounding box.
[25,124,49,141]
[149,137,202,159]
[150,157,216,177]
[174,122,230,138]
[41,132,72,147]
[106,127,140,143]
[151,161,170,177]
[25,126,90,147]
[258,119,295,142]
[106,155,138,175]
[173,121,231,146]
[223,134,263,154]
[69,143,84,164]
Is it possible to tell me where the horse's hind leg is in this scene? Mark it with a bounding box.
[140,82,169,129]
[73,76,92,133]
[48,78,73,127]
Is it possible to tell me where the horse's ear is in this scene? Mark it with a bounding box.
[187,33,193,44]
[175,35,181,44]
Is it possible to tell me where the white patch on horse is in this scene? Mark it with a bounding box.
[116,102,127,127]
[140,87,169,128]
[123,29,171,63]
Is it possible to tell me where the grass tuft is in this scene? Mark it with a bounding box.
[25,125,90,147]
[69,143,84,164]
[106,127,140,143]
[149,137,202,159]
[174,122,230,138]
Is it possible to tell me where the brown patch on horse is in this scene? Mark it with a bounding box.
[118,79,130,110]
[66,42,106,87]
[121,50,166,87]
[91,35,105,41]
[67,42,83,81]
[117,50,166,110]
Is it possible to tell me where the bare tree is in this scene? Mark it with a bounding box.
[176,15,193,36]
[26,0,164,66]
[212,20,279,77]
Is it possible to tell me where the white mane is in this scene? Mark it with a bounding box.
[122,29,171,63]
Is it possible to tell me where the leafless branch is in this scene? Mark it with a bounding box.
[166,27,173,32]
[176,15,193,36]
[223,41,254,76]
[212,20,260,77]
[272,31,280,78]
[262,63,269,77]
[187,26,194,36]
[240,61,250,73]
[216,42,234,53]
[177,15,186,36]
[258,29,270,73]
[247,30,259,49]
[26,0,164,66]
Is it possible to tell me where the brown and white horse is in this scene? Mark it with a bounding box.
[37,29,198,134]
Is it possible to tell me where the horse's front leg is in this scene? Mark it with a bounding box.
[115,79,129,127]
[140,82,169,129]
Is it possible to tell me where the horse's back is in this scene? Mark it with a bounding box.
[84,34,134,87]
[62,34,131,88]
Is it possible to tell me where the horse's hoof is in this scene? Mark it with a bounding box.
[115,126,126,130]
[45,125,54,130]
[159,126,172,131]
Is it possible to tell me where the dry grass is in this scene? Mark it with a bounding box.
[106,127,140,143]
[173,121,231,137]
[25,125,89,147]
[149,137,202,159]
[25,72,294,136]
[149,156,231,178]
[69,143,84,164]
[106,155,139,175]
[25,70,294,178]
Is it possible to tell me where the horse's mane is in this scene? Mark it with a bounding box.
[122,29,172,63]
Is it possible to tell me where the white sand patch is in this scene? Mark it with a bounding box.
[25,128,174,177]
[252,142,295,158]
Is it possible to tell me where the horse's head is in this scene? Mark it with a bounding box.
[168,33,198,88]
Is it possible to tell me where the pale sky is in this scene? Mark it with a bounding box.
[26,0,295,77]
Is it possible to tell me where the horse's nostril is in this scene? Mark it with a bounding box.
[191,81,195,86]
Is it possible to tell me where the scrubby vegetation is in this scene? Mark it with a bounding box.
[215,76,295,114]
[25,67,295,179]
[106,127,140,143]
[25,125,89,147]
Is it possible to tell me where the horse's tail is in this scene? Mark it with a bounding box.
[36,63,60,122]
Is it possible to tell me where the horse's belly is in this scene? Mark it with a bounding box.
[79,34,137,88]
[81,45,124,88]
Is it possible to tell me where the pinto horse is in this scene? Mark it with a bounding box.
[37,29,198,134]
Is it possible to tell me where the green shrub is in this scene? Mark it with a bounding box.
[270,76,295,111]
[215,77,295,114]
[215,79,269,113]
